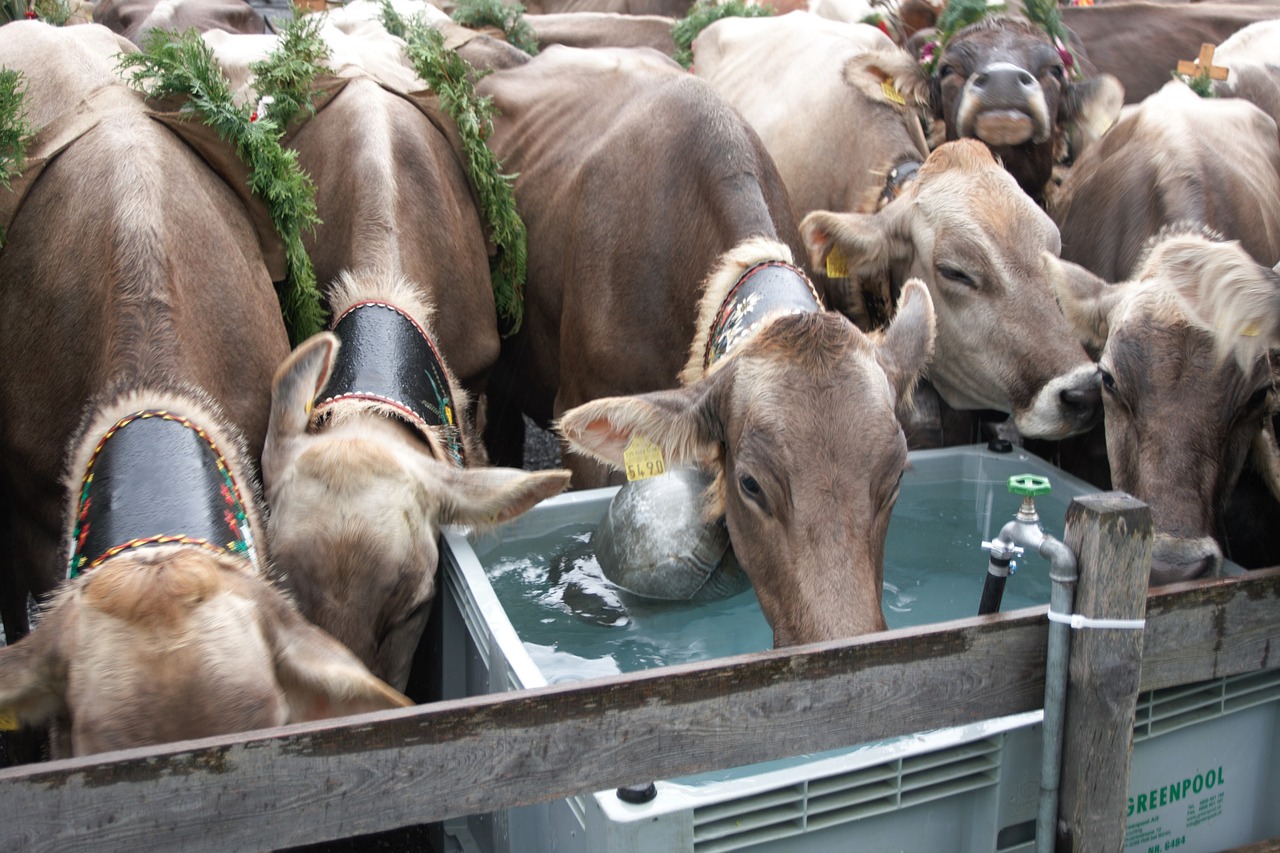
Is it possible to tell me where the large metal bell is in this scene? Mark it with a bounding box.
[593,466,751,601]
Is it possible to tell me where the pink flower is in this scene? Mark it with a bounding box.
[920,41,938,66]
[1054,36,1075,71]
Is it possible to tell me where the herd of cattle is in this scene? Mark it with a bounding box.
[0,0,1277,765]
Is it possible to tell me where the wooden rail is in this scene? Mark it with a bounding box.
[0,508,1276,851]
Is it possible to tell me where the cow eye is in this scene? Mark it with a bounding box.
[938,64,956,80]
[937,264,977,288]
[1049,64,1066,80]
[739,474,765,506]
[1243,385,1272,414]
[1100,368,1118,395]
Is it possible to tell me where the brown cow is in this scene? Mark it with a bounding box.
[524,12,679,56]
[560,239,937,645]
[0,22,407,757]
[799,140,1103,443]
[1051,231,1280,583]
[472,45,809,486]
[878,16,1123,205]
[0,387,411,758]
[207,26,569,690]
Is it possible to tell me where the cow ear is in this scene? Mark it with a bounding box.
[263,332,339,490]
[801,208,911,279]
[266,592,413,722]
[875,279,936,401]
[557,372,729,473]
[1046,254,1121,353]
[1062,73,1124,149]
[434,465,572,529]
[0,612,70,730]
[846,48,932,109]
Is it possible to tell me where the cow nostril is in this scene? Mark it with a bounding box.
[1061,384,1102,421]
[973,72,989,87]
[1018,70,1034,87]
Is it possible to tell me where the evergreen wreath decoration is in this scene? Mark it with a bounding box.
[0,67,32,247]
[118,25,328,346]
[672,0,774,71]
[381,1,528,333]
[248,11,333,132]
[450,0,540,57]
[918,0,996,76]
[1,0,75,24]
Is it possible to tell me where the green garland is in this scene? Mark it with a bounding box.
[672,0,774,71]
[1022,0,1081,79]
[0,67,32,247]
[1174,68,1217,99]
[919,0,996,75]
[382,2,527,332]
[119,28,327,346]
[450,0,540,57]
[1,0,75,24]
[248,11,332,132]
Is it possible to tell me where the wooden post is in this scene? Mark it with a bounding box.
[1056,493,1153,851]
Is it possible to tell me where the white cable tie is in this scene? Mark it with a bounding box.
[1047,610,1145,630]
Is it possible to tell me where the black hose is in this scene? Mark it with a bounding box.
[979,557,1011,615]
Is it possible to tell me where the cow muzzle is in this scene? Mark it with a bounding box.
[959,62,1052,146]
[1150,533,1223,585]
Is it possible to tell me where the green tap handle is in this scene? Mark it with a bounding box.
[1008,474,1051,496]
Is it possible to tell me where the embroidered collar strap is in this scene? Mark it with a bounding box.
[68,411,258,579]
[704,261,824,370]
[314,300,465,466]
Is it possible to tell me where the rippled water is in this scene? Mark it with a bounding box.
[478,480,1075,684]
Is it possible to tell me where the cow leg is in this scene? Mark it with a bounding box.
[482,385,527,470]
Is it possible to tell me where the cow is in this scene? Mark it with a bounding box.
[523,12,679,56]
[471,45,809,487]
[94,0,268,45]
[263,279,571,692]
[559,239,937,645]
[1050,79,1280,285]
[1059,2,1280,105]
[0,22,407,758]
[1051,230,1280,583]
[872,15,1124,205]
[798,139,1103,446]
[692,11,931,328]
[1213,19,1280,139]
[206,25,570,690]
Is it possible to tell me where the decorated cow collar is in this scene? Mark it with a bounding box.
[703,260,824,370]
[68,411,258,579]
[313,300,465,467]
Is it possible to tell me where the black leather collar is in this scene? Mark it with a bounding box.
[703,261,823,370]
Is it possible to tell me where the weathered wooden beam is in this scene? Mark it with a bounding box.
[1140,566,1280,692]
[0,612,1048,852]
[1056,493,1153,853]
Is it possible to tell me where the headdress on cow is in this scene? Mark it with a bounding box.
[672,0,774,72]
[917,0,999,76]
[1022,0,1082,79]
[0,67,32,246]
[450,0,540,57]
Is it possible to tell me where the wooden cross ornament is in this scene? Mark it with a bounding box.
[1177,43,1230,81]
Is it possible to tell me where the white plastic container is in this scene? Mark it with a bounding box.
[436,445,1275,853]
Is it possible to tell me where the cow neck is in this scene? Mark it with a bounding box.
[703,260,823,371]
[68,411,258,579]
[313,300,465,467]
[879,160,922,209]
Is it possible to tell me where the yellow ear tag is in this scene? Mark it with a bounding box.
[826,245,850,279]
[1240,323,1261,337]
[623,435,667,482]
[881,78,906,106]
[0,708,18,731]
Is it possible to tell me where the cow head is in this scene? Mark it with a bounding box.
[262,273,570,691]
[801,139,1101,441]
[1052,232,1280,584]
[924,17,1122,204]
[559,240,936,647]
[0,388,410,758]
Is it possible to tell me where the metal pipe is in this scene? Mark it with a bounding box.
[990,515,1078,852]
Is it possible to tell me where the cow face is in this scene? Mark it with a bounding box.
[801,139,1101,441]
[264,333,570,691]
[930,18,1122,203]
[559,283,936,647]
[1052,235,1280,583]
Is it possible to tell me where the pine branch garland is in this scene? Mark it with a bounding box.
[119,29,327,346]
[0,67,32,247]
[248,11,332,131]
[672,0,774,70]
[384,4,528,332]
[451,0,540,57]
[1,0,75,24]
